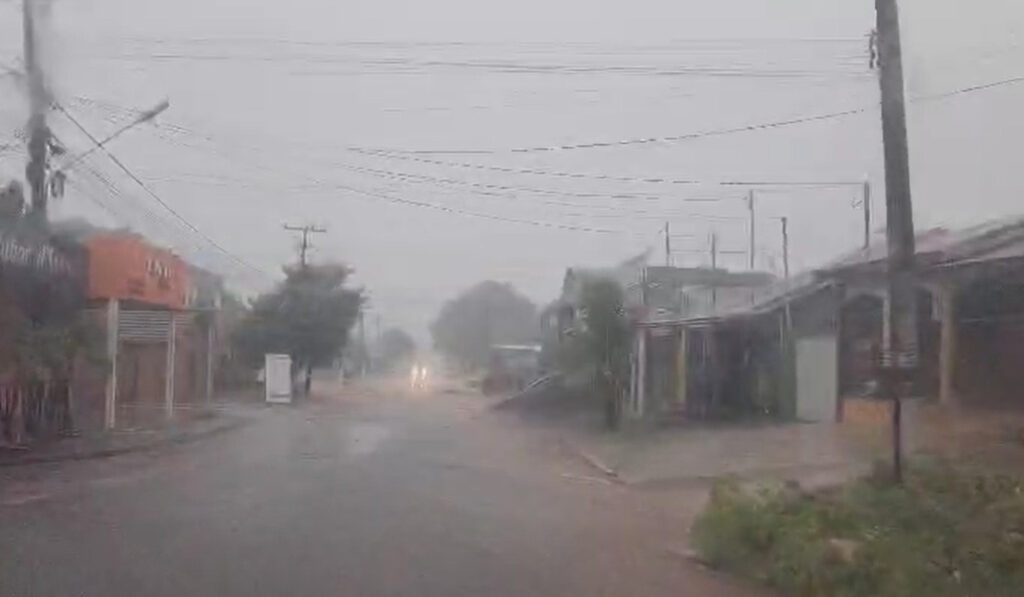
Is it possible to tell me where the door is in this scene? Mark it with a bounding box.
[795,335,838,422]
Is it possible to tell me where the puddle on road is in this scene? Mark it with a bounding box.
[346,423,391,457]
[0,482,52,507]
[289,421,395,461]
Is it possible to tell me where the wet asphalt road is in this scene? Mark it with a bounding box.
[0,382,760,597]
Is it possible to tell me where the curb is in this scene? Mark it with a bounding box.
[0,416,250,468]
[558,437,622,482]
[627,460,868,491]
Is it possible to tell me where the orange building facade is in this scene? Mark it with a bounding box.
[86,234,191,310]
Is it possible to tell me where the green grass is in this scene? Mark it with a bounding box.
[691,463,1024,597]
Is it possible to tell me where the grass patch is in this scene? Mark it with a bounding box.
[691,463,1024,596]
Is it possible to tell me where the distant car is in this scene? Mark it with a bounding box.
[482,344,541,395]
[410,364,429,390]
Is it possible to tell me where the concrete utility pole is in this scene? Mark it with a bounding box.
[358,310,367,376]
[863,179,872,249]
[747,190,756,270]
[23,0,49,224]
[664,221,672,266]
[875,0,918,484]
[780,217,790,279]
[710,232,719,307]
[283,224,327,267]
[165,312,177,420]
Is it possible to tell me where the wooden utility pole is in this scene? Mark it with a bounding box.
[664,222,672,266]
[876,0,918,484]
[23,0,49,224]
[780,217,790,279]
[283,224,327,267]
[746,190,756,270]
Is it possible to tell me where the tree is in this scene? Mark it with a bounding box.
[431,281,537,370]
[379,328,416,372]
[568,278,631,429]
[232,263,363,396]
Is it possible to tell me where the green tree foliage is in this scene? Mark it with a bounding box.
[379,327,416,371]
[430,281,537,370]
[573,278,631,428]
[232,263,363,393]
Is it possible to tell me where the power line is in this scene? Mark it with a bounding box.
[57,99,169,172]
[122,115,730,233]
[53,102,271,280]
[64,177,123,222]
[350,147,865,188]
[316,178,670,236]
[67,91,871,194]
[367,72,1024,156]
[333,161,720,202]
[404,107,870,155]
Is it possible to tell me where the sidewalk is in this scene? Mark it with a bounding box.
[0,404,251,467]
[562,421,871,488]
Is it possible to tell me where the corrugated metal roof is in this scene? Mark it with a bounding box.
[822,216,1024,274]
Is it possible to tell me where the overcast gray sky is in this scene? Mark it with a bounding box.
[1,0,1023,340]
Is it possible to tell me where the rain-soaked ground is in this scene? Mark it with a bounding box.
[0,379,764,597]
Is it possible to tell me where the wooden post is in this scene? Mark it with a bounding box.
[165,312,177,420]
[104,299,119,430]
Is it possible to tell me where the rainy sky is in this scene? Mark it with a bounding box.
[0,0,1022,339]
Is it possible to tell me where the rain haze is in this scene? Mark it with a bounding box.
[2,0,1022,337]
[5,2,1024,596]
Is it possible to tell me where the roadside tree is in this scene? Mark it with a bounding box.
[233,263,363,395]
[565,278,631,429]
[430,281,537,370]
[379,327,416,372]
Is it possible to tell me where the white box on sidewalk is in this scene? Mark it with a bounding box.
[264,354,293,404]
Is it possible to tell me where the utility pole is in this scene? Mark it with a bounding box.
[862,179,872,249]
[747,190,756,270]
[358,310,367,376]
[283,224,327,267]
[710,232,718,307]
[875,0,918,484]
[664,221,672,266]
[23,0,49,225]
[780,217,790,280]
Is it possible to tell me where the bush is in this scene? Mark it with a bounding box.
[691,465,1024,597]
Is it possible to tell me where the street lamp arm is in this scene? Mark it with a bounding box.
[57,98,170,172]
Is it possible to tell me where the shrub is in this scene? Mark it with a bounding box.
[691,465,1024,597]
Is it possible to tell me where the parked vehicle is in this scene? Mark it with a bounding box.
[482,344,541,395]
